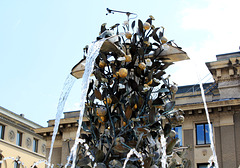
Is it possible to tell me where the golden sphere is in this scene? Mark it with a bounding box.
[161,36,168,44]
[125,31,132,39]
[99,60,106,68]
[96,107,107,116]
[143,22,151,30]
[119,68,128,78]
[123,121,127,127]
[98,116,107,123]
[138,62,146,70]
[125,55,132,62]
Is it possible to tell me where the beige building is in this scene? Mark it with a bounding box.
[0,106,46,168]
[175,51,240,168]
[34,112,88,166]
[35,51,240,168]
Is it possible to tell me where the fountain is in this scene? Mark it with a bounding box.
[0,8,220,168]
[63,8,192,168]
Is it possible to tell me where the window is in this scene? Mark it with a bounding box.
[16,132,22,146]
[173,126,182,146]
[0,125,5,139]
[33,138,38,152]
[197,163,209,168]
[196,123,211,145]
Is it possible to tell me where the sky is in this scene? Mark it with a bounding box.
[0,0,240,127]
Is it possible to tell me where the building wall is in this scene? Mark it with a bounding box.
[0,107,46,168]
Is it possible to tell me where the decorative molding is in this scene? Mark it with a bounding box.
[41,144,46,154]
[0,116,43,139]
[26,137,32,149]
[8,130,15,142]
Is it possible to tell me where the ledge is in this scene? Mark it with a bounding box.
[195,144,210,148]
[0,139,46,158]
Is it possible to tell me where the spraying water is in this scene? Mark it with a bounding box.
[160,133,167,168]
[199,82,219,168]
[47,74,76,167]
[65,39,105,168]
[123,148,144,168]
[192,56,219,167]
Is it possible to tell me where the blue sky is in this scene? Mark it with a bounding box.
[1,0,240,126]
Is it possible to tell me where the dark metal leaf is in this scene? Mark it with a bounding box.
[154,70,165,79]
[138,19,144,36]
[102,88,108,100]
[100,52,108,63]
[110,95,118,104]
[166,138,179,155]
[111,64,116,74]
[146,18,152,25]
[147,69,154,82]
[128,79,138,91]
[87,80,93,96]
[100,23,106,34]
[138,95,144,108]
[131,20,136,30]
[125,105,132,120]
[154,47,163,58]
[160,62,173,70]
[164,123,172,137]
[82,122,91,132]
[94,89,102,100]
[134,66,143,78]
[76,157,91,167]
[152,98,164,106]
[138,48,144,56]
[149,107,156,124]
[93,125,100,140]
[112,145,129,153]
[96,163,107,168]
[159,31,164,39]
[151,27,160,43]
[152,42,160,48]
[95,150,105,162]
[144,157,152,168]
[94,69,104,82]
[164,101,175,112]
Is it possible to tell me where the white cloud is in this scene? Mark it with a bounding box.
[181,0,240,55]
[171,0,240,86]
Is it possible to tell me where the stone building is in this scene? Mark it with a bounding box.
[0,106,46,168]
[35,51,240,168]
[34,111,89,166]
[175,51,240,168]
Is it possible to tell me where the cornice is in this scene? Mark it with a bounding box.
[217,76,240,82]
[0,116,43,139]
[175,98,240,111]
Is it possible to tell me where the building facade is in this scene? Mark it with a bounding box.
[35,51,240,168]
[175,51,240,167]
[34,111,89,166]
[0,106,46,168]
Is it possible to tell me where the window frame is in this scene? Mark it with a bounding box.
[33,138,38,153]
[195,123,212,145]
[0,124,5,140]
[16,131,23,146]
